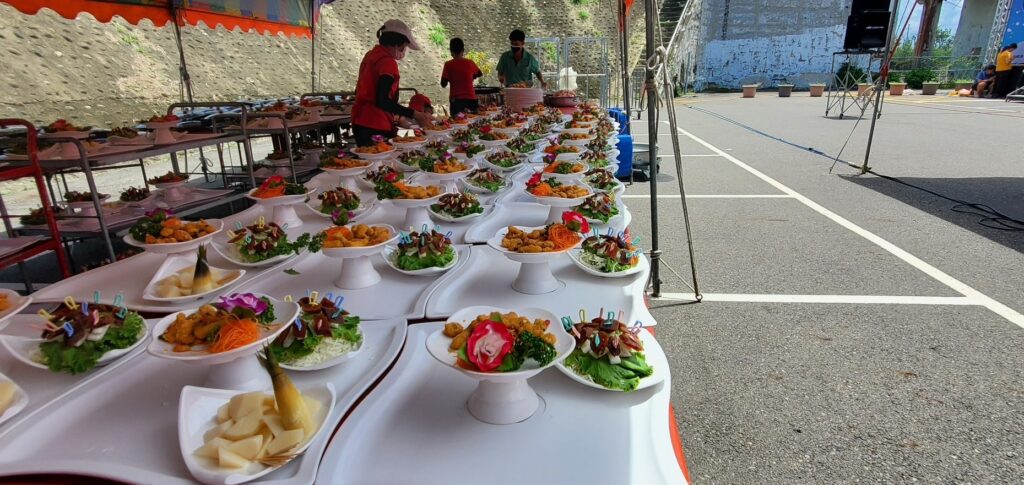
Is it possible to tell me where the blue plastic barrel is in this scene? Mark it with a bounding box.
[615,134,633,178]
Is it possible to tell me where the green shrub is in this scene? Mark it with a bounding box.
[578,10,591,20]
[835,63,866,89]
[571,0,596,5]
[540,41,559,65]
[428,24,447,47]
[904,68,936,89]
[887,72,902,84]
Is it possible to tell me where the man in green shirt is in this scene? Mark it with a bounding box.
[496,29,547,88]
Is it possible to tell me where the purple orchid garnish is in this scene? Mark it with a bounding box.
[144,207,174,218]
[371,134,385,143]
[545,153,556,163]
[218,293,269,314]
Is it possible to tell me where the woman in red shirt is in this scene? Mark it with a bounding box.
[352,19,433,146]
[441,38,483,116]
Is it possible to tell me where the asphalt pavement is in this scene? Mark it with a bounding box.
[621,93,1024,483]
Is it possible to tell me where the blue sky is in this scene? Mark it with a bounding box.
[896,0,963,37]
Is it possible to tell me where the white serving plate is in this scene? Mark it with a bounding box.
[123,219,224,255]
[461,176,508,195]
[425,306,573,381]
[64,193,109,209]
[178,384,336,485]
[555,329,668,392]
[147,296,297,366]
[209,236,298,269]
[478,138,509,148]
[0,289,31,331]
[142,254,246,302]
[0,320,150,371]
[231,247,469,321]
[319,224,398,259]
[0,372,28,427]
[450,148,490,162]
[528,185,592,208]
[246,189,313,207]
[320,164,371,177]
[382,245,459,276]
[315,323,685,485]
[425,245,655,326]
[351,148,397,161]
[0,319,406,484]
[305,199,374,222]
[356,202,475,245]
[485,225,580,264]
[279,336,364,372]
[428,202,490,224]
[387,190,446,209]
[480,156,523,173]
[562,136,596,147]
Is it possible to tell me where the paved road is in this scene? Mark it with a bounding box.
[621,93,1024,483]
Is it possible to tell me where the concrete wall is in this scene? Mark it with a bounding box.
[0,1,643,127]
[952,0,997,59]
[693,0,849,89]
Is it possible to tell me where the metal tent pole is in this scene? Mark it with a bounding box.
[861,2,900,173]
[171,6,194,103]
[621,0,632,130]
[644,0,661,297]
[310,3,317,92]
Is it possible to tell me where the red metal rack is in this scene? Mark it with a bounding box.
[0,119,71,284]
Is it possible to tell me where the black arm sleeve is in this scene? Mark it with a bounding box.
[440,76,449,88]
[376,75,415,118]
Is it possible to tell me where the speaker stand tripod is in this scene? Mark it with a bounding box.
[825,50,886,119]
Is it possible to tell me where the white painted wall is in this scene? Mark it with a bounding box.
[698,25,846,88]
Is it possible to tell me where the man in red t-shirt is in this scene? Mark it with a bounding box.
[352,19,433,146]
[440,38,483,115]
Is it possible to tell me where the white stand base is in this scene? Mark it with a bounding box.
[467,379,542,425]
[272,204,303,229]
[440,179,460,193]
[512,261,562,294]
[56,142,79,159]
[339,174,361,193]
[163,186,186,202]
[545,205,565,224]
[204,356,271,391]
[335,255,382,289]
[401,206,433,232]
[152,128,177,145]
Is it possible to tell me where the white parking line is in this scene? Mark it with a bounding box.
[621,194,793,199]
[655,293,976,305]
[675,127,1024,328]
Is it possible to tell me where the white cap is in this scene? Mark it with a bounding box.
[381,19,421,51]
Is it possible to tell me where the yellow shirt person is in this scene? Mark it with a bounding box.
[996,48,1014,72]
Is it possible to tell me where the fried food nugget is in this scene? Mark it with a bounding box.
[450,330,469,351]
[443,322,464,337]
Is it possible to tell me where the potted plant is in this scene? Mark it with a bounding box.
[742,84,757,98]
[953,79,973,91]
[921,81,940,95]
[905,68,936,94]
[888,72,905,96]
[778,84,793,97]
[809,83,826,97]
[857,82,872,96]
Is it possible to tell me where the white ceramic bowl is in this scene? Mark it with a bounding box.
[485,225,582,264]
[0,320,149,371]
[382,244,459,276]
[147,296,298,366]
[123,219,224,255]
[319,224,398,259]
[142,256,245,303]
[424,305,573,381]
[555,327,666,392]
[0,289,32,331]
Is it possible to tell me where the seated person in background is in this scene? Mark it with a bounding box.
[972,64,997,97]
[408,92,434,115]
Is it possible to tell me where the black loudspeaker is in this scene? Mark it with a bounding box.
[844,0,891,51]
